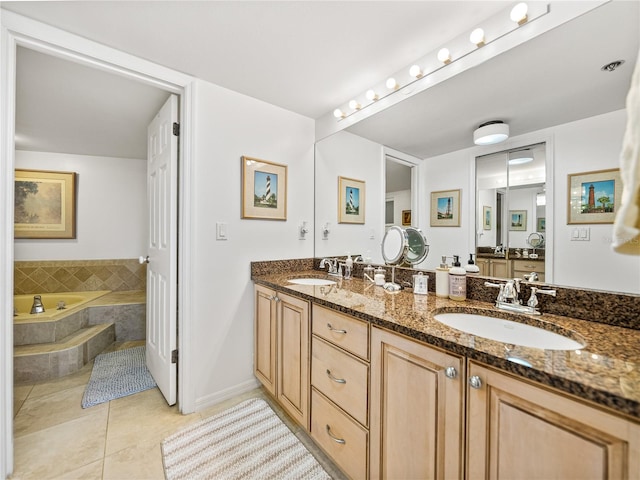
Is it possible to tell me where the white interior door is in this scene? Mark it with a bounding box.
[145,94,178,405]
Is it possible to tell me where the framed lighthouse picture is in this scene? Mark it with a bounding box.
[241,156,287,220]
[430,189,461,227]
[568,168,621,224]
[338,176,365,224]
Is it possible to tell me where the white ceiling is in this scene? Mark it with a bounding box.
[4,1,639,160]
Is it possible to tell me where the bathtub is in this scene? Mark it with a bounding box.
[13,290,111,321]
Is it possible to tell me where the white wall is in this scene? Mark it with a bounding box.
[14,150,146,260]
[386,189,411,227]
[314,131,385,263]
[418,108,639,294]
[190,79,315,408]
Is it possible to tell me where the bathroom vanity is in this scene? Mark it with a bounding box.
[252,260,640,479]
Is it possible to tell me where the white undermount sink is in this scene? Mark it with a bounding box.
[433,313,585,351]
[287,278,337,286]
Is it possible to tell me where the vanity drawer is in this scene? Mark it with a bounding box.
[312,336,369,426]
[512,259,545,273]
[312,305,369,360]
[311,388,368,480]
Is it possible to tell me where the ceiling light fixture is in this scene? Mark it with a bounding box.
[333,108,346,119]
[508,149,533,165]
[473,120,509,145]
[386,77,399,90]
[469,28,485,47]
[409,65,423,78]
[348,100,361,110]
[510,2,528,25]
[437,48,451,64]
[366,89,378,101]
[601,60,625,72]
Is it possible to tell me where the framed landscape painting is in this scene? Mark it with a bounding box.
[568,168,621,224]
[241,156,287,220]
[430,189,460,227]
[483,205,491,230]
[14,169,77,239]
[509,210,527,231]
[338,176,365,224]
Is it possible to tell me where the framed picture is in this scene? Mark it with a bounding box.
[537,217,546,232]
[430,189,460,227]
[482,205,491,230]
[402,210,411,226]
[509,210,527,231]
[567,168,622,224]
[338,176,365,224]
[14,169,77,239]
[241,156,287,220]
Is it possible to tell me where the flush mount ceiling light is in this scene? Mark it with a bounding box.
[473,120,509,145]
[508,149,533,165]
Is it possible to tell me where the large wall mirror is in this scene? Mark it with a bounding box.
[314,1,640,294]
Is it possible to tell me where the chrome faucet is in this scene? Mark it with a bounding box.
[319,258,342,277]
[30,295,45,314]
[485,279,554,315]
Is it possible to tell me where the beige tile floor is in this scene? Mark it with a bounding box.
[11,341,346,480]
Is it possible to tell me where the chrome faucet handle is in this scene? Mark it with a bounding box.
[527,287,556,309]
[535,287,556,297]
[502,280,516,300]
[484,281,502,288]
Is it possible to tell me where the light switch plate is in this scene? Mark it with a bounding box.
[216,222,228,240]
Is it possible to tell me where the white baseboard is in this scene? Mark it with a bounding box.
[193,378,261,412]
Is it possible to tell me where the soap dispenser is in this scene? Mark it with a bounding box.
[465,253,480,275]
[449,255,467,301]
[344,253,353,279]
[436,256,450,297]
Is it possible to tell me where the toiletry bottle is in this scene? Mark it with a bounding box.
[465,253,480,275]
[374,266,386,286]
[345,253,353,279]
[363,264,375,283]
[449,255,467,301]
[435,256,450,297]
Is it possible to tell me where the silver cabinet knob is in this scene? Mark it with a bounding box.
[469,375,483,389]
[138,255,149,264]
[270,295,280,302]
[445,366,457,379]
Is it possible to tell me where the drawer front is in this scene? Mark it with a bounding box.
[311,388,368,480]
[312,336,369,426]
[312,305,369,360]
[513,259,545,272]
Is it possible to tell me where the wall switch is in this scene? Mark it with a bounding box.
[571,227,590,241]
[216,222,228,240]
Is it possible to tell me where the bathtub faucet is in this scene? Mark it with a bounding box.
[30,295,45,314]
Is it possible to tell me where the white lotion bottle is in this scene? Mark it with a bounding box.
[449,255,467,301]
[436,256,450,297]
[345,253,353,279]
[465,253,480,275]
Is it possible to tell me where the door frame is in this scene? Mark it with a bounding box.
[1,10,196,476]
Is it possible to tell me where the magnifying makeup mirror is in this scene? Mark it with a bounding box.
[381,226,429,291]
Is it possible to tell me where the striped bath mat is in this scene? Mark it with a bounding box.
[82,346,156,408]
[161,398,331,480]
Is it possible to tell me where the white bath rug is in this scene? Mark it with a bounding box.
[81,346,156,408]
[161,398,331,480]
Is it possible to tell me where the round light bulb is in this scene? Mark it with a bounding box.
[348,100,361,110]
[437,48,451,64]
[470,28,485,46]
[333,108,345,119]
[386,77,398,90]
[366,89,378,101]
[510,2,528,24]
[409,64,422,78]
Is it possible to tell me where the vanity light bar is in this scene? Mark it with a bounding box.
[332,1,548,122]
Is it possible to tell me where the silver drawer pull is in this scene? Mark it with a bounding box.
[326,425,346,444]
[326,369,347,384]
[327,323,347,334]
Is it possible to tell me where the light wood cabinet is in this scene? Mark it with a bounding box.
[254,285,309,429]
[370,327,464,480]
[512,258,545,282]
[476,257,510,278]
[466,361,640,479]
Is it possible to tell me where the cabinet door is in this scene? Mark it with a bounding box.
[490,259,509,278]
[476,259,489,276]
[277,291,310,429]
[254,285,277,396]
[370,327,464,480]
[467,362,640,479]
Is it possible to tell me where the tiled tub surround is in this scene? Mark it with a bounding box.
[14,259,146,295]
[14,290,145,383]
[251,259,640,419]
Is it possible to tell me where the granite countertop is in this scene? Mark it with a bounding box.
[253,269,640,420]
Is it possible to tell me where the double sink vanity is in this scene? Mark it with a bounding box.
[252,258,640,479]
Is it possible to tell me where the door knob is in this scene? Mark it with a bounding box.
[139,256,150,264]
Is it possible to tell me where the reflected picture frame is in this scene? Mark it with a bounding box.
[483,205,491,230]
[338,176,365,224]
[14,169,77,239]
[509,210,527,231]
[567,168,621,224]
[402,209,411,226]
[241,156,287,220]
[430,189,460,227]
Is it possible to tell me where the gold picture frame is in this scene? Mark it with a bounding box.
[509,210,527,231]
[402,209,411,226]
[241,156,287,220]
[14,169,77,239]
[430,189,460,227]
[568,168,622,224]
[338,176,365,224]
[483,205,491,230]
